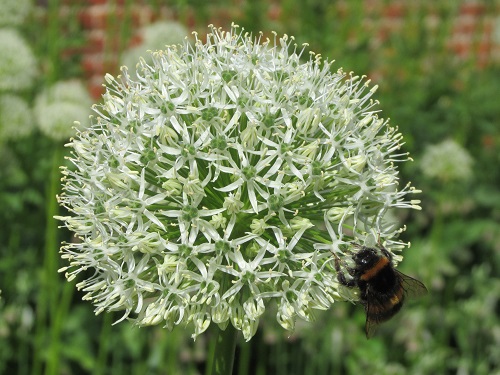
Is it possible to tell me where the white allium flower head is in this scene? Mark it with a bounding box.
[0,94,34,143]
[0,0,32,27]
[420,139,473,182]
[34,80,92,141]
[0,28,37,92]
[57,25,419,341]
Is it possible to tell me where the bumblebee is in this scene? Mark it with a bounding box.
[334,245,427,338]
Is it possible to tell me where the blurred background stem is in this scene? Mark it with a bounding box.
[33,143,64,375]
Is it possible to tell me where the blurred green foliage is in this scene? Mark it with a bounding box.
[1,0,499,374]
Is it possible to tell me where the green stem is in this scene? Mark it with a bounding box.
[206,324,238,375]
[164,327,179,374]
[95,313,113,375]
[237,340,251,375]
[45,280,74,375]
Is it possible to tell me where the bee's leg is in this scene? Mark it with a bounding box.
[334,254,357,287]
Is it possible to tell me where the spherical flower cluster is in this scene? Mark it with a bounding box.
[58,25,419,340]
[34,80,92,140]
[0,28,37,92]
[0,94,34,143]
[420,139,473,182]
[122,21,188,78]
[0,0,32,27]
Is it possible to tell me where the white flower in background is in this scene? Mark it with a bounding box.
[121,20,188,76]
[34,80,92,141]
[0,0,32,27]
[0,95,34,143]
[492,16,500,45]
[139,20,189,49]
[420,139,473,182]
[57,25,419,341]
[0,28,37,92]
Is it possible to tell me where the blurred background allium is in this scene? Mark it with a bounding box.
[420,139,473,183]
[0,0,32,27]
[1,1,500,374]
[0,95,34,143]
[34,80,92,140]
[121,20,189,76]
[58,25,418,342]
[0,28,37,92]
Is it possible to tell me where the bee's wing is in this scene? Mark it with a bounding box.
[365,314,380,339]
[396,270,428,299]
[363,298,392,339]
[364,272,427,338]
